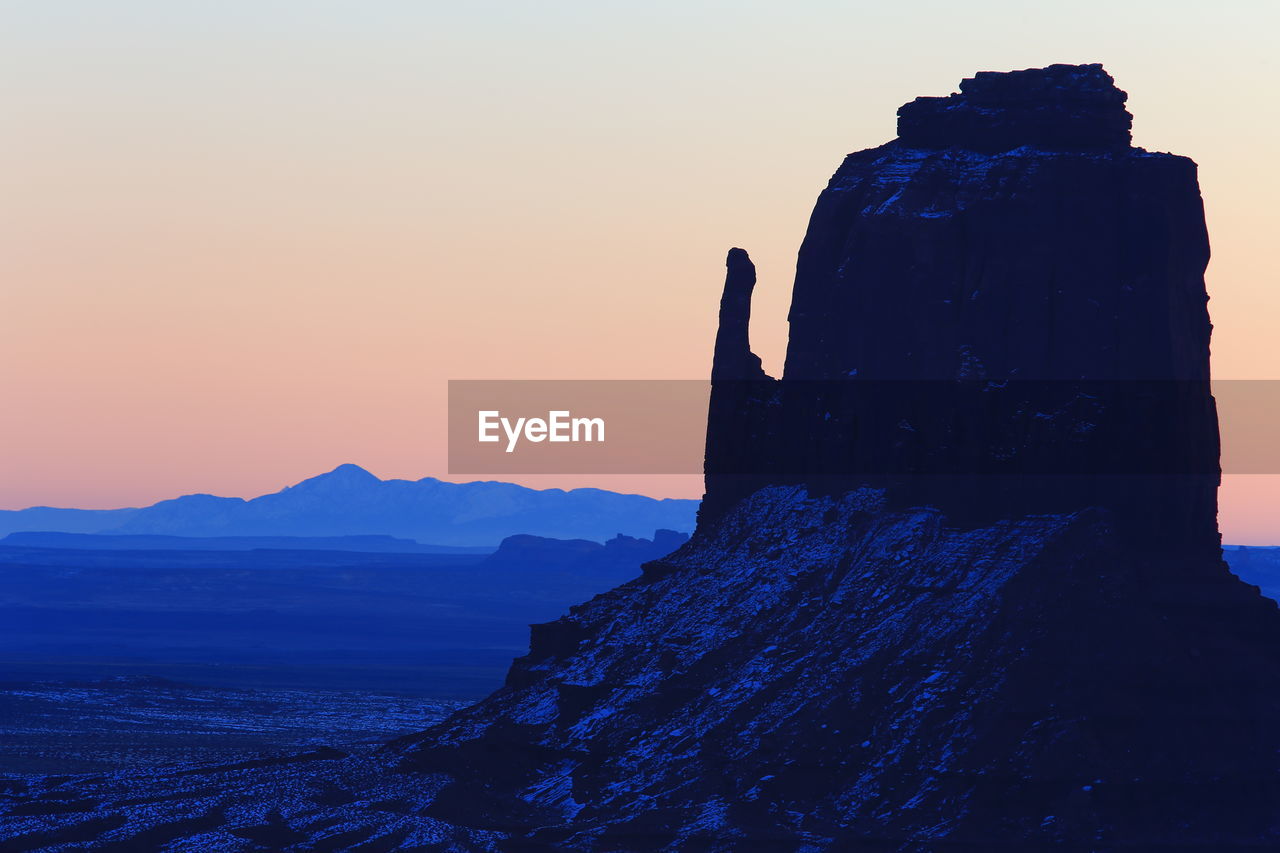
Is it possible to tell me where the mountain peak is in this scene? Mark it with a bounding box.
[275,464,383,497]
[313,463,380,485]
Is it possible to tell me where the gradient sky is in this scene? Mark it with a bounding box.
[2,2,1278,541]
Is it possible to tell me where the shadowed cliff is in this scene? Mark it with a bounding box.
[705,63,1219,550]
[394,63,1280,849]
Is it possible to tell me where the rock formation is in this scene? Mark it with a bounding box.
[482,529,690,574]
[706,62,1220,551]
[6,63,1280,851]
[395,62,1280,848]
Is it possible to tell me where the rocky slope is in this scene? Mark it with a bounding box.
[396,487,1280,848]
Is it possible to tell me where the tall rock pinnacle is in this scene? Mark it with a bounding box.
[710,248,764,381]
[703,248,778,523]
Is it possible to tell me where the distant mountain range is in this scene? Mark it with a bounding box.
[0,464,699,547]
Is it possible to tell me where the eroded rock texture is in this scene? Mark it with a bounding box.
[398,488,1280,849]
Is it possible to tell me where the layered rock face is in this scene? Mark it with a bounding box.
[705,63,1219,556]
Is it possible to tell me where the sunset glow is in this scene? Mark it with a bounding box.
[2,1,1277,541]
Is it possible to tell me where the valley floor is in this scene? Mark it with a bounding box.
[0,678,468,776]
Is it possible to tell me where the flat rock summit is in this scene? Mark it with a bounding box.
[5,63,1280,851]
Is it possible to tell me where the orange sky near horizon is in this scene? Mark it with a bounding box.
[2,2,1278,541]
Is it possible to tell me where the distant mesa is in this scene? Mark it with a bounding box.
[484,529,690,572]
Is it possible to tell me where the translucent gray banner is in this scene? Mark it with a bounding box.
[448,379,1280,475]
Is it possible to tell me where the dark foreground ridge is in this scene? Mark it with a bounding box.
[6,63,1280,851]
